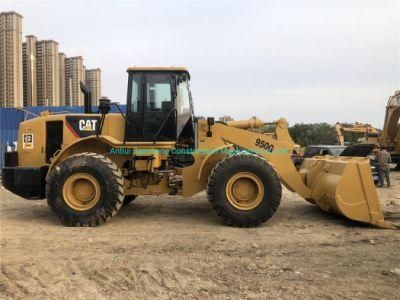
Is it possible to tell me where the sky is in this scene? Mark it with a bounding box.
[2,0,399,127]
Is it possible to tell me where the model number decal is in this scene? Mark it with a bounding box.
[23,133,34,150]
[255,138,274,152]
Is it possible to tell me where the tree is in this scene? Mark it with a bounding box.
[289,123,337,146]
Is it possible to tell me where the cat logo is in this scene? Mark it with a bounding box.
[79,119,98,131]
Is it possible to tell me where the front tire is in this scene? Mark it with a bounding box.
[46,152,124,226]
[207,154,282,227]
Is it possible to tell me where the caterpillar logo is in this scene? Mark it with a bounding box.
[79,119,98,131]
[66,116,101,138]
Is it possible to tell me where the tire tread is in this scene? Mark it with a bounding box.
[46,152,124,227]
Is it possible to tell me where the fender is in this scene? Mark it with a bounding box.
[46,135,118,180]
[197,144,233,180]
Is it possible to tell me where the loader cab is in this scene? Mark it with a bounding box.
[125,67,194,142]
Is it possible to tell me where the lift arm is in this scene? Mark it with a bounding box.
[211,118,312,198]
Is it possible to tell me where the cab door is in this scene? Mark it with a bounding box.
[143,73,176,141]
[125,72,176,142]
[125,72,144,141]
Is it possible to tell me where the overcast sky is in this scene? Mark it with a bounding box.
[2,0,399,127]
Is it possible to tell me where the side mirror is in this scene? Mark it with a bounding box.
[170,75,177,98]
[180,73,188,82]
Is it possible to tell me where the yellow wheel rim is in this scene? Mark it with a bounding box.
[62,173,101,211]
[226,172,264,210]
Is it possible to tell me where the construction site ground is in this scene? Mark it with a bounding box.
[1,172,399,299]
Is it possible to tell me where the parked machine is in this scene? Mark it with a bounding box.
[379,90,400,167]
[339,143,380,184]
[1,67,393,228]
[293,145,346,167]
[335,122,379,146]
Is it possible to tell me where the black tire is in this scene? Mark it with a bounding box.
[123,195,137,206]
[207,154,282,227]
[46,152,124,226]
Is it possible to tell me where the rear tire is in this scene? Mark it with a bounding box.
[207,154,282,227]
[46,152,124,226]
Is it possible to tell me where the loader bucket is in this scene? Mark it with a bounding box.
[299,156,394,229]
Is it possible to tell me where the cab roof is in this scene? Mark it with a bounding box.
[127,66,189,72]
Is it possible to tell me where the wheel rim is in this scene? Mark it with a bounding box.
[62,173,101,211]
[226,172,264,210]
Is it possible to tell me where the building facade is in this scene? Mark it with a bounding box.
[85,68,101,106]
[35,40,60,106]
[58,52,66,106]
[1,11,102,108]
[0,11,23,107]
[65,56,84,106]
[22,35,37,106]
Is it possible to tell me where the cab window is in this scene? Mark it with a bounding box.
[146,74,172,112]
[177,80,191,115]
[130,74,141,113]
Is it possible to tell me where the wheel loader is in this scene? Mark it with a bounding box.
[1,67,393,228]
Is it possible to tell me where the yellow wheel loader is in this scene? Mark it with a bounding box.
[1,67,393,228]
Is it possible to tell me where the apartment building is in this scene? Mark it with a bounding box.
[58,52,66,106]
[22,35,37,106]
[0,11,23,107]
[1,11,102,108]
[35,40,60,106]
[65,56,84,106]
[82,65,86,85]
[85,68,101,106]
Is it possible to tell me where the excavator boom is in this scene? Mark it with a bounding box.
[335,122,379,146]
[380,91,400,158]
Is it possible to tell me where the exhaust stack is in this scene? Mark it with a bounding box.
[80,81,92,114]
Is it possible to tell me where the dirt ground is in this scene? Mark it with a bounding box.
[1,173,399,300]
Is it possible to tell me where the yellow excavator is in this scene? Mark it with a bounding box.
[335,122,379,146]
[1,67,394,228]
[379,90,400,167]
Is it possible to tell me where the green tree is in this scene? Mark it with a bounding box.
[289,123,337,146]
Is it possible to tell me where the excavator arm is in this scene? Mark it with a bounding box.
[380,91,400,152]
[335,122,379,146]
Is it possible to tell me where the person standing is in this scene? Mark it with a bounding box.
[375,147,392,187]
